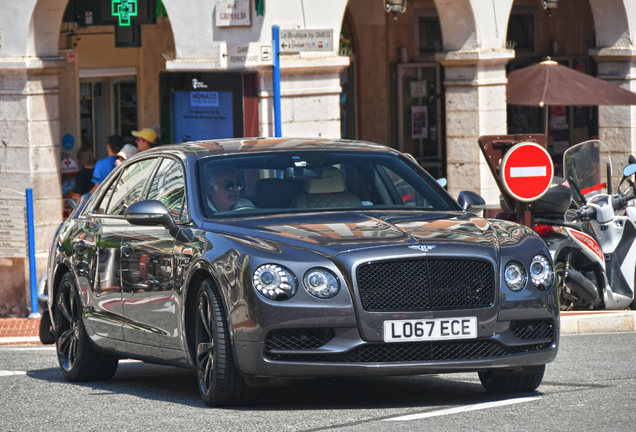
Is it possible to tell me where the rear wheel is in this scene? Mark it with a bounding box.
[54,273,118,382]
[479,365,545,393]
[195,278,256,407]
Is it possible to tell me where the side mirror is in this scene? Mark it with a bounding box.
[623,164,636,177]
[457,191,485,215]
[125,200,176,229]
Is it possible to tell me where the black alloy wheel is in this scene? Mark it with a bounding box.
[54,273,118,382]
[195,278,256,407]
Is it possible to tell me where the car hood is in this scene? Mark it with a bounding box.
[201,211,533,258]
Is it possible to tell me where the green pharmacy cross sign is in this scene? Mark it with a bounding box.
[112,0,138,26]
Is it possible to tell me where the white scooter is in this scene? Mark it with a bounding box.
[563,140,636,310]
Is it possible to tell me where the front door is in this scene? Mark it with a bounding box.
[120,157,187,349]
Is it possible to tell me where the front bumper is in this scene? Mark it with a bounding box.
[234,316,559,378]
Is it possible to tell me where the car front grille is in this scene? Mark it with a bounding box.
[356,258,495,312]
[510,319,554,340]
[263,339,552,363]
[265,328,335,351]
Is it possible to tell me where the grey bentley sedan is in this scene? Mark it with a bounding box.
[44,138,559,407]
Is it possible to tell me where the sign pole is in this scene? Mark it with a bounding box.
[272,25,282,137]
[26,188,39,317]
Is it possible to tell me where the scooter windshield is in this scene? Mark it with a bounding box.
[563,139,615,201]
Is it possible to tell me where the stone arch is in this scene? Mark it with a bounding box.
[588,0,634,48]
[27,0,69,58]
[433,0,513,52]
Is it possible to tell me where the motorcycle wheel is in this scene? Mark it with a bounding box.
[555,263,574,311]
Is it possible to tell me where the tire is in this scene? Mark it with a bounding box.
[479,365,545,393]
[195,278,256,407]
[38,311,55,345]
[54,273,118,382]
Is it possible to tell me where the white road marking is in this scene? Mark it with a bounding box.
[0,371,27,377]
[510,166,547,177]
[383,396,542,421]
[0,337,41,344]
[0,346,56,351]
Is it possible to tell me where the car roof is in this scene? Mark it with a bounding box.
[146,138,397,158]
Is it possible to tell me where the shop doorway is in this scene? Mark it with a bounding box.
[396,63,444,179]
[80,69,139,159]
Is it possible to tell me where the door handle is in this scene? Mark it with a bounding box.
[121,244,134,257]
[73,241,87,253]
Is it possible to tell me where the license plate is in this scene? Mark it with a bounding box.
[383,317,478,342]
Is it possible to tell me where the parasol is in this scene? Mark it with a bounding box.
[507,59,636,135]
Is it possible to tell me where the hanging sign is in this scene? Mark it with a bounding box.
[216,0,251,27]
[112,0,138,26]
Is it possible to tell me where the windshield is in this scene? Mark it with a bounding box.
[563,140,616,200]
[198,151,459,217]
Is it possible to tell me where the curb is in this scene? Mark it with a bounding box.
[560,311,636,335]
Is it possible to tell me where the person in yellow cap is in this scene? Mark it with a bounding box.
[131,128,158,151]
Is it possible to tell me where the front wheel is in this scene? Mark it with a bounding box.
[479,365,545,393]
[54,273,118,382]
[195,278,256,407]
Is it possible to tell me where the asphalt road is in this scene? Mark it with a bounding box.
[0,333,635,431]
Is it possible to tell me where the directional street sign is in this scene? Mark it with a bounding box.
[279,29,334,52]
[501,142,554,202]
[220,42,273,68]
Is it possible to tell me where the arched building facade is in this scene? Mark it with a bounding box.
[1,0,635,314]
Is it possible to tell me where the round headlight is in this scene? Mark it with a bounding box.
[303,268,340,299]
[504,261,527,292]
[530,255,554,290]
[253,264,297,300]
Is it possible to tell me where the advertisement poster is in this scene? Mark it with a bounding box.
[411,106,428,139]
[173,91,234,142]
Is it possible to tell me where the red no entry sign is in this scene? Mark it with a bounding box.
[501,142,554,202]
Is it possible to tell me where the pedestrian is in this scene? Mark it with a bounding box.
[72,147,96,196]
[115,143,139,166]
[132,128,159,151]
[89,135,124,193]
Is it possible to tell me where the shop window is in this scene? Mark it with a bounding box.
[414,10,442,60]
[507,10,536,52]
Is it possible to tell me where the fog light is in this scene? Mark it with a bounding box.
[303,268,340,299]
[505,261,527,291]
[253,264,297,300]
[530,255,554,290]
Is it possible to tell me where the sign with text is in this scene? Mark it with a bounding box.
[191,92,219,107]
[216,0,251,27]
[279,29,334,52]
[220,42,273,68]
[173,91,234,143]
[0,203,26,258]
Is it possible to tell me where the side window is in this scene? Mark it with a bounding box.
[380,166,429,208]
[106,159,157,216]
[147,158,187,221]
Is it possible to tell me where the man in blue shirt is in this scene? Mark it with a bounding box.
[89,135,124,193]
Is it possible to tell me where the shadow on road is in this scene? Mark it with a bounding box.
[27,361,542,410]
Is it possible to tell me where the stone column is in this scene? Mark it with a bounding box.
[591,48,636,167]
[0,58,64,316]
[258,55,350,138]
[436,50,515,205]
